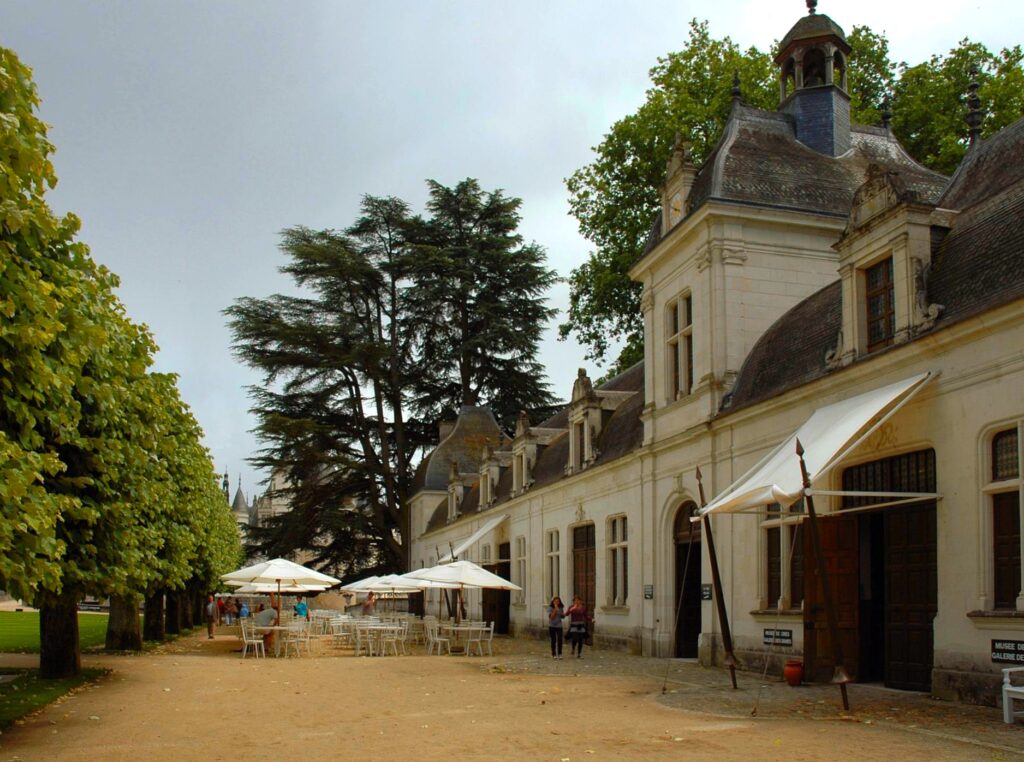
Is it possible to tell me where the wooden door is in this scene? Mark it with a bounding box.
[884,503,937,691]
[572,524,596,639]
[803,515,860,683]
[482,542,511,634]
[675,540,702,657]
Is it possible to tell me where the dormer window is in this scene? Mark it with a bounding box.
[480,472,491,507]
[666,294,694,401]
[865,257,894,352]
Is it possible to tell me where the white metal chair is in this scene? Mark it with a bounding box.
[240,619,265,659]
[425,621,450,655]
[1003,667,1024,723]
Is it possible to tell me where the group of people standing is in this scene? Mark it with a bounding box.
[547,595,588,659]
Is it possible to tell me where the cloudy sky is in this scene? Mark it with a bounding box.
[3,0,1020,499]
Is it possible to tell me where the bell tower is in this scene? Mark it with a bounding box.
[776,0,852,157]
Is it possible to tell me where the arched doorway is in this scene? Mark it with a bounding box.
[674,502,702,658]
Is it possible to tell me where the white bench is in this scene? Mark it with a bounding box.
[1002,667,1024,723]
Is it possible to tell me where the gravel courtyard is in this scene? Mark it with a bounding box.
[1,629,1022,761]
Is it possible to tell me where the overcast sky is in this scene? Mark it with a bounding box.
[3,0,1021,499]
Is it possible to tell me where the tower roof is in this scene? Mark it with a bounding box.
[776,4,848,63]
[231,485,248,514]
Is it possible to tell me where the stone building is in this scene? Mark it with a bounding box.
[408,2,1024,705]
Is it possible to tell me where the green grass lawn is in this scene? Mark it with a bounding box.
[0,611,110,653]
[0,667,107,729]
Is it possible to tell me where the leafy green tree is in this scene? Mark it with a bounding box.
[561,21,776,369]
[559,22,1022,370]
[406,178,557,427]
[892,40,1024,175]
[229,183,557,573]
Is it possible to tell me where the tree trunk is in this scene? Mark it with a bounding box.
[39,594,80,679]
[143,591,165,641]
[181,588,194,630]
[165,590,183,635]
[190,586,204,625]
[105,594,143,651]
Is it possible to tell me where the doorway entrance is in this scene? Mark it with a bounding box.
[674,502,702,657]
[803,449,937,691]
[572,524,596,640]
[482,541,511,634]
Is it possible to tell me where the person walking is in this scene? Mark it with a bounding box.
[361,591,376,615]
[567,595,588,658]
[547,596,565,659]
[204,594,216,639]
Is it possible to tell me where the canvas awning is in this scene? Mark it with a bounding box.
[448,513,509,561]
[700,372,936,516]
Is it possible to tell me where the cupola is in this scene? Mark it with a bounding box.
[776,0,852,157]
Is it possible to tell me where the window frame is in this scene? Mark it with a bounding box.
[761,499,805,611]
[514,535,527,605]
[545,529,560,602]
[607,515,629,607]
[864,256,895,353]
[985,422,1024,611]
[665,293,694,402]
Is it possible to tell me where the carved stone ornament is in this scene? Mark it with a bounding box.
[575,503,586,523]
[911,256,944,333]
[824,329,844,369]
[571,368,594,402]
[848,164,917,232]
[514,410,530,438]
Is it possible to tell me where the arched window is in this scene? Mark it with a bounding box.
[802,48,826,88]
[781,58,797,100]
[833,50,847,90]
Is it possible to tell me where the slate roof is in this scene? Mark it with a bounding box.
[415,362,646,533]
[641,106,947,259]
[412,406,504,491]
[778,11,847,59]
[726,117,1024,412]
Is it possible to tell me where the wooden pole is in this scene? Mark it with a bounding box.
[696,466,738,689]
[796,438,851,711]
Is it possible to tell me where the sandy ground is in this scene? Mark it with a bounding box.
[0,630,1020,761]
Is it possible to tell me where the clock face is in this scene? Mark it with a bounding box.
[669,192,683,224]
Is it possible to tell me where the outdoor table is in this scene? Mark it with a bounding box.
[440,624,486,655]
[253,624,296,657]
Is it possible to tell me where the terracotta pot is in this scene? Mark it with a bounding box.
[783,658,803,686]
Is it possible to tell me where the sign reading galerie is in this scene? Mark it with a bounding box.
[991,640,1024,664]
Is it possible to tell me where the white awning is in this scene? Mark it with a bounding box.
[449,513,509,560]
[700,372,935,516]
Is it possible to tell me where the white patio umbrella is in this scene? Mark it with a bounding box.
[221,558,340,615]
[406,561,520,624]
[338,575,382,593]
[231,581,329,595]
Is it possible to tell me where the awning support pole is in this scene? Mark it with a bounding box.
[796,438,851,711]
[696,466,738,689]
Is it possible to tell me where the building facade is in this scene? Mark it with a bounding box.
[408,4,1024,704]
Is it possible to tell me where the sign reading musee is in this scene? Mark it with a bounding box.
[763,628,793,647]
[992,639,1024,663]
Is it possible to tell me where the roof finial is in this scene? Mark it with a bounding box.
[731,70,741,101]
[806,0,817,15]
[966,64,984,147]
[880,95,892,130]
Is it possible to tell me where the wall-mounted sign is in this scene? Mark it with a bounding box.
[763,628,793,647]
[992,639,1024,663]
[700,584,713,601]
[643,584,654,600]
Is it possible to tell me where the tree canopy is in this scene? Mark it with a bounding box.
[1,47,240,676]
[227,181,557,575]
[561,22,1024,371]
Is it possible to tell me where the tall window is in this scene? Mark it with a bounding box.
[763,500,805,609]
[514,536,527,604]
[608,515,628,606]
[480,474,490,506]
[865,257,894,352]
[546,530,560,601]
[481,544,491,565]
[991,426,1022,610]
[666,294,694,401]
[573,421,586,471]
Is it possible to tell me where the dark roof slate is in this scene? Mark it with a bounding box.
[778,11,847,58]
[938,117,1024,212]
[412,406,503,491]
[642,106,947,259]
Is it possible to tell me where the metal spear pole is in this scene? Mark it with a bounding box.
[696,466,738,689]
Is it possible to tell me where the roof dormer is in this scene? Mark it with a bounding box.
[511,410,564,496]
[827,164,949,367]
[566,369,635,476]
